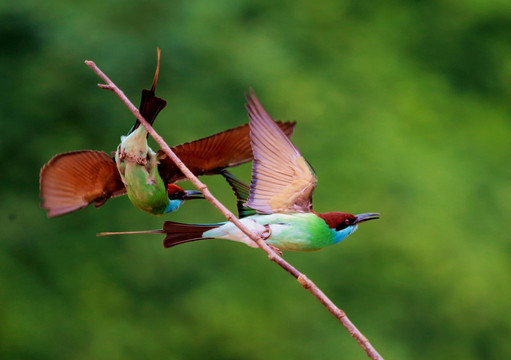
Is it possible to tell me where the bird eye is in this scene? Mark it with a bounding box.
[336,218,354,231]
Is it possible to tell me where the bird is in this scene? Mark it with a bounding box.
[112,48,198,215]
[100,90,379,252]
[39,53,296,217]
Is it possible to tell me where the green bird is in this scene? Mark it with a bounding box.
[113,49,201,215]
[101,90,379,252]
[39,52,297,216]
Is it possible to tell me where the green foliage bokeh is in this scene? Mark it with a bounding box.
[1,1,511,359]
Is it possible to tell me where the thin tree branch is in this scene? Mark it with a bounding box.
[84,59,384,360]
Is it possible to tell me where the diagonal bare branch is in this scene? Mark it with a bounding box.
[84,59,384,360]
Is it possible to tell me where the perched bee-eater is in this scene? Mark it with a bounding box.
[102,90,378,252]
[39,53,296,217]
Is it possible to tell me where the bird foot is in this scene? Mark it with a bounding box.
[260,225,282,255]
[117,148,127,160]
[269,245,283,256]
[119,151,147,166]
[136,156,147,166]
[261,224,272,240]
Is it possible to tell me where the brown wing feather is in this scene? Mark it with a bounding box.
[40,150,126,217]
[157,121,296,184]
[245,89,317,214]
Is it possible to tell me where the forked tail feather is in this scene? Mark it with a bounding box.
[162,221,220,248]
[97,229,165,236]
[128,48,168,134]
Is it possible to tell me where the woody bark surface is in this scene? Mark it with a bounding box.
[85,59,384,360]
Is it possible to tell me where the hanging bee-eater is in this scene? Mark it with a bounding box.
[100,90,379,252]
[39,53,296,217]
[112,48,197,215]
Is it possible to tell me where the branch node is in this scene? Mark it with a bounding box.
[297,274,310,288]
[225,213,237,223]
[98,84,114,91]
[267,250,279,261]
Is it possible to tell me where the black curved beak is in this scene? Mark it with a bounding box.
[183,190,205,200]
[354,213,380,224]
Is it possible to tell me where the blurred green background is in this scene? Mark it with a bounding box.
[2,0,511,359]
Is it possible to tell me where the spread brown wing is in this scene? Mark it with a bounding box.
[40,150,126,217]
[244,89,317,214]
[157,120,296,184]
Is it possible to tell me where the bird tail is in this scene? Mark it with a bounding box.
[220,170,255,218]
[97,221,220,248]
[162,221,220,248]
[128,48,168,134]
[97,229,165,236]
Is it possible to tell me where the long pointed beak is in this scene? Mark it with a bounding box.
[354,213,380,224]
[183,190,205,200]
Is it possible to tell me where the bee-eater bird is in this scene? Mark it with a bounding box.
[101,90,379,252]
[39,53,296,217]
[112,49,196,215]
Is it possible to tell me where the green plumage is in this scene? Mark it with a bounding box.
[115,126,169,215]
[200,213,353,251]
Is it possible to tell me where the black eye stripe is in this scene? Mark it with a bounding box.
[336,223,348,231]
[169,190,183,199]
[336,218,355,231]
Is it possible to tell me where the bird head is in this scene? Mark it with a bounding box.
[165,184,205,213]
[317,211,380,243]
